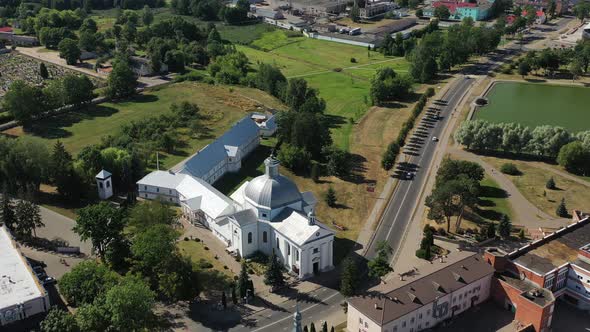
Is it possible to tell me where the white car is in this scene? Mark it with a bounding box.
[432,136,438,142]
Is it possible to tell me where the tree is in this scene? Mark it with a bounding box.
[80,18,98,34]
[557,141,590,175]
[310,322,317,332]
[325,187,337,207]
[519,228,526,240]
[59,261,119,306]
[58,38,81,65]
[73,202,125,258]
[238,260,251,299]
[434,5,451,20]
[546,177,556,190]
[61,74,94,106]
[556,198,568,217]
[2,80,46,126]
[103,276,155,331]
[322,321,328,332]
[570,58,583,81]
[325,146,351,177]
[339,256,359,297]
[435,158,484,188]
[131,224,179,275]
[0,190,16,231]
[416,8,423,17]
[127,200,177,233]
[142,5,154,26]
[50,140,80,199]
[40,307,79,332]
[221,291,227,309]
[40,63,49,79]
[547,0,556,19]
[498,214,511,238]
[14,200,43,239]
[370,68,413,106]
[350,0,360,22]
[518,60,531,78]
[106,56,137,99]
[486,223,496,239]
[573,2,590,22]
[368,241,393,279]
[231,285,237,304]
[264,250,285,291]
[382,142,400,170]
[78,31,97,51]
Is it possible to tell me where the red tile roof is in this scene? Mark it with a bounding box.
[0,27,13,33]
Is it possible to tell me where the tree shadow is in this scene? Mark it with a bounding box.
[186,299,245,330]
[323,114,347,129]
[342,153,368,185]
[27,105,119,139]
[111,93,159,104]
[479,185,508,199]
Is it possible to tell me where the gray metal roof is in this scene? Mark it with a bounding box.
[244,157,302,210]
[181,116,260,179]
[95,169,112,179]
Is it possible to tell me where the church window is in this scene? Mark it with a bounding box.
[263,231,268,243]
[277,238,280,249]
[248,232,252,244]
[296,250,299,261]
[144,185,147,190]
[288,245,291,255]
[156,188,159,193]
[313,248,319,254]
[262,213,267,218]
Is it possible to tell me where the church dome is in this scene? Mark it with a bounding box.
[244,156,302,209]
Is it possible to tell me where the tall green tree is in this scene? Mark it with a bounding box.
[498,214,512,238]
[556,198,568,217]
[339,256,359,297]
[40,307,80,332]
[127,200,177,233]
[237,260,252,299]
[557,141,590,175]
[368,241,393,279]
[142,5,154,26]
[106,56,137,99]
[103,276,155,331]
[130,224,178,275]
[59,260,119,306]
[14,200,43,239]
[40,63,49,79]
[73,202,125,258]
[50,140,80,199]
[0,189,16,231]
[2,80,46,126]
[58,38,81,65]
[264,250,285,291]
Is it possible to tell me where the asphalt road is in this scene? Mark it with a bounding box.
[221,18,572,332]
[364,76,475,261]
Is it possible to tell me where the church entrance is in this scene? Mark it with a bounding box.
[313,262,319,274]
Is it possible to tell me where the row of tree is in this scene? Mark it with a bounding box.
[171,0,250,24]
[381,87,435,171]
[410,18,503,83]
[455,119,590,174]
[0,190,44,240]
[3,74,94,125]
[517,40,590,79]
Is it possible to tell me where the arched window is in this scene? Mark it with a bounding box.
[263,231,268,243]
[248,232,252,244]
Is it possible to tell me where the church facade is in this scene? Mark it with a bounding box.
[137,155,334,279]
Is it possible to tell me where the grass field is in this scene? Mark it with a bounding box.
[482,155,590,217]
[3,82,284,170]
[475,82,590,132]
[240,30,411,150]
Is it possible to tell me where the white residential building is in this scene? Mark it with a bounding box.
[0,226,50,326]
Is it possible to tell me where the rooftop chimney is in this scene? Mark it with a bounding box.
[265,155,280,178]
[307,209,316,226]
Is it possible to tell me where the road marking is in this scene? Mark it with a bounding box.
[248,291,341,332]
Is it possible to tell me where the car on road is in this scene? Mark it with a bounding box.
[432,136,438,142]
[406,172,415,180]
[42,276,56,286]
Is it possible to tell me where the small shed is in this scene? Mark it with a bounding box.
[96,169,113,200]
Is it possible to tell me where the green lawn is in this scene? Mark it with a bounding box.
[239,30,411,150]
[21,82,283,169]
[475,82,590,132]
[477,176,514,222]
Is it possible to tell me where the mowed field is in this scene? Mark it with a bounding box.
[475,82,590,132]
[239,30,411,150]
[3,82,285,169]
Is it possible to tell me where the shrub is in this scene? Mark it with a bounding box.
[204,246,209,250]
[184,237,189,241]
[500,163,520,175]
[194,238,200,242]
[546,177,556,190]
[350,57,357,63]
[198,259,214,269]
[415,248,431,260]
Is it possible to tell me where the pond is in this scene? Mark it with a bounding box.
[475,82,590,132]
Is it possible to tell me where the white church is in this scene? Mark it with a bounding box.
[136,116,334,279]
